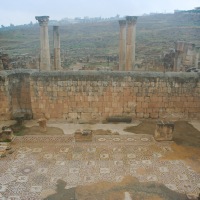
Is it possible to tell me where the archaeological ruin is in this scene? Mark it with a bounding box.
[118,16,137,71]
[0,15,199,122]
[35,16,51,71]
[174,41,200,71]
[53,26,61,70]
[1,13,200,72]
[0,70,200,122]
[0,12,200,200]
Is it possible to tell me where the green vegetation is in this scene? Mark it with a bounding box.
[0,13,200,67]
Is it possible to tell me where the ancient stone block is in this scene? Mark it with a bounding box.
[74,130,92,142]
[150,113,159,119]
[0,127,14,142]
[37,118,47,132]
[80,113,92,123]
[143,113,150,118]
[136,113,144,118]
[68,112,79,120]
[154,122,174,141]
[106,116,132,123]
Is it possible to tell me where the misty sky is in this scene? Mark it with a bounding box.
[1,0,200,26]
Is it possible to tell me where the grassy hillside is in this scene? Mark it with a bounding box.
[0,13,200,68]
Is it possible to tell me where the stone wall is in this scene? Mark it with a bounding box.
[0,72,10,120]
[0,70,33,120]
[8,72,32,119]
[0,70,200,121]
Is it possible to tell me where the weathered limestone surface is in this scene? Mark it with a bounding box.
[0,127,14,142]
[118,20,126,71]
[174,41,198,71]
[0,70,200,121]
[0,60,3,70]
[195,47,200,69]
[8,72,32,119]
[154,122,174,141]
[37,118,47,132]
[125,16,137,71]
[0,70,34,120]
[35,16,51,71]
[53,26,61,70]
[0,72,11,120]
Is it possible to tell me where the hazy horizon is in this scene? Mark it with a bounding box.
[0,0,200,26]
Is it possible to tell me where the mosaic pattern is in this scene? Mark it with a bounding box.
[0,135,199,199]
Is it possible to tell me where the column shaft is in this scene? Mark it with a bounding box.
[125,16,137,71]
[0,59,3,70]
[174,41,184,72]
[118,20,126,71]
[53,26,61,70]
[195,47,200,69]
[174,51,183,72]
[35,16,51,71]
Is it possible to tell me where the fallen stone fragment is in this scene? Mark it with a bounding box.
[154,121,174,141]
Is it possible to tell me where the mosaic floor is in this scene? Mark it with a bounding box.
[0,134,200,200]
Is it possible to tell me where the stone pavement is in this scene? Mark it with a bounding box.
[0,134,200,200]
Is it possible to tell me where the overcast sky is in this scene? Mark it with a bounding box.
[0,0,199,26]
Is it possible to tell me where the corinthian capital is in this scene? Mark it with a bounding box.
[126,16,137,25]
[35,16,50,26]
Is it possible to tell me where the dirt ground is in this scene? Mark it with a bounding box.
[12,125,64,136]
[124,120,200,175]
[45,176,188,200]
[124,121,200,148]
[3,120,200,199]
[14,126,118,137]
[12,121,200,146]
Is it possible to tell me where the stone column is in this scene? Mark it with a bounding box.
[0,59,3,70]
[53,26,61,70]
[125,16,137,71]
[174,41,184,71]
[118,20,126,71]
[195,47,200,69]
[35,16,51,71]
[174,51,182,71]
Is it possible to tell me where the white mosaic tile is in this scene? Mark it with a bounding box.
[0,135,199,199]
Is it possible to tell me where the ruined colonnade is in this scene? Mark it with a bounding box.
[118,16,137,71]
[174,41,200,71]
[35,16,61,71]
[35,15,138,72]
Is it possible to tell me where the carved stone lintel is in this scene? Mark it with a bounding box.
[35,16,49,26]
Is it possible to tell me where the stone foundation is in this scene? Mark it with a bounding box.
[0,70,200,121]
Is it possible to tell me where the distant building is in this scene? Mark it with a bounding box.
[174,7,200,14]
